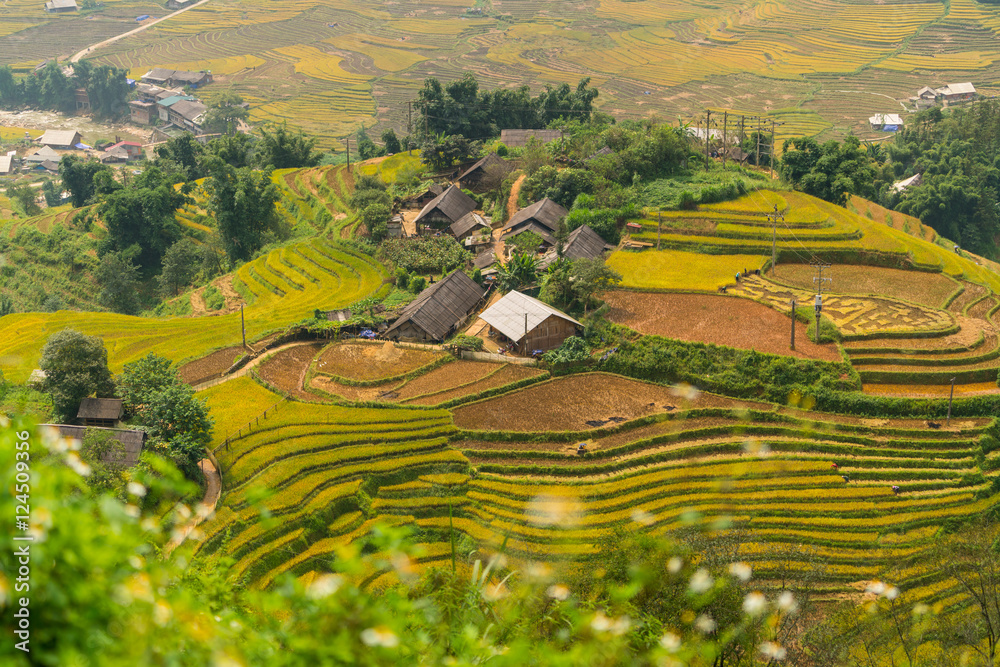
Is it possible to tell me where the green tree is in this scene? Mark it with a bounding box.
[356,126,385,161]
[256,122,320,169]
[570,257,622,313]
[41,180,61,207]
[5,182,41,216]
[156,238,199,297]
[141,382,213,450]
[0,65,20,106]
[201,91,249,135]
[97,170,185,272]
[79,429,131,498]
[208,164,280,262]
[38,61,75,113]
[360,202,391,243]
[507,230,544,255]
[421,134,479,170]
[59,156,113,207]
[206,132,255,169]
[38,329,115,422]
[154,133,206,181]
[95,248,142,315]
[84,63,130,117]
[381,128,402,154]
[542,336,590,364]
[116,353,176,417]
[496,251,538,293]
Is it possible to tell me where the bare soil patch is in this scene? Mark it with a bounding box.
[179,346,245,386]
[773,264,958,309]
[603,291,840,362]
[257,343,326,401]
[863,382,1000,398]
[406,364,546,406]
[452,373,770,432]
[315,342,444,382]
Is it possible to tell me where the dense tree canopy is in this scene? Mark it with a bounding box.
[38,329,115,422]
[207,164,280,262]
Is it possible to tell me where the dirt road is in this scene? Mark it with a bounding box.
[70,0,211,63]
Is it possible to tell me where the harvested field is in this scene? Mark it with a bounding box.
[314,342,445,382]
[394,361,499,401]
[179,346,245,386]
[257,343,325,401]
[405,364,547,406]
[842,316,986,351]
[948,283,990,315]
[308,376,386,402]
[863,382,1000,398]
[452,373,771,432]
[603,291,840,362]
[772,264,958,309]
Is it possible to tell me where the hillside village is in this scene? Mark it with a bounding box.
[9,0,1000,664]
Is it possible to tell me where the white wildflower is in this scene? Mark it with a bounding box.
[659,631,681,652]
[728,561,752,582]
[124,504,140,518]
[65,452,91,477]
[546,584,570,601]
[667,556,683,574]
[693,614,716,634]
[743,592,767,617]
[361,626,399,648]
[127,482,147,497]
[760,641,787,660]
[631,508,654,526]
[483,582,509,601]
[307,574,344,600]
[689,568,713,594]
[884,586,899,601]
[776,591,798,614]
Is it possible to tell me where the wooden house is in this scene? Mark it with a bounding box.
[457,153,510,192]
[0,155,13,175]
[44,0,77,12]
[480,290,581,354]
[937,82,976,103]
[384,270,485,342]
[500,198,568,248]
[539,224,612,268]
[24,146,61,164]
[450,211,491,242]
[76,398,124,428]
[411,184,444,208]
[51,425,146,467]
[413,184,477,230]
[36,129,82,149]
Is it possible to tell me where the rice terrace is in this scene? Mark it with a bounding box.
[8,0,1000,662]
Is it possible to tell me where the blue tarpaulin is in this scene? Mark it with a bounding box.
[74,143,91,150]
[136,14,149,21]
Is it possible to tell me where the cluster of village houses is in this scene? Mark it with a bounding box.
[0,67,219,179]
[375,129,614,356]
[868,82,977,132]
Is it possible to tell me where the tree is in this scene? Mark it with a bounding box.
[83,63,130,117]
[41,180,61,207]
[256,122,320,169]
[154,133,206,181]
[421,134,479,170]
[507,230,544,255]
[156,238,199,297]
[5,182,41,216]
[496,252,538,293]
[542,336,590,364]
[141,382,213,450]
[60,156,113,207]
[116,353,177,417]
[570,258,622,313]
[79,429,131,498]
[208,164,280,262]
[201,91,249,135]
[95,248,142,315]
[360,202,391,243]
[97,170,185,272]
[206,132,255,169]
[38,61,74,113]
[356,126,385,161]
[381,128,402,155]
[38,329,115,422]
[0,65,20,106]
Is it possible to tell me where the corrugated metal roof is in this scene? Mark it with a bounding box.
[45,0,78,9]
[24,146,60,162]
[414,184,477,225]
[480,290,580,342]
[385,270,485,340]
[940,82,976,95]
[0,155,12,174]
[77,398,123,421]
[170,99,207,121]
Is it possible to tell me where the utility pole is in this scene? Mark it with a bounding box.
[947,377,956,426]
[240,304,246,349]
[790,299,796,350]
[657,210,662,250]
[722,111,728,168]
[814,293,822,344]
[755,117,762,168]
[766,204,784,275]
[704,109,712,164]
[407,101,412,135]
[769,118,777,178]
[812,261,832,295]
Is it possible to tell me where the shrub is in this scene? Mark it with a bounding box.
[409,276,427,293]
[203,285,225,311]
[450,334,484,351]
[543,336,591,364]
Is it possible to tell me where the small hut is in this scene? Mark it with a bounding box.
[479,291,581,354]
[384,270,485,342]
[413,184,477,230]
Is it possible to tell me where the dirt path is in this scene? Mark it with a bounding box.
[212,275,243,313]
[164,456,221,555]
[70,0,212,63]
[507,174,526,219]
[190,289,207,317]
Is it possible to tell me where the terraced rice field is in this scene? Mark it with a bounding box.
[0,236,387,382]
[195,364,1000,613]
